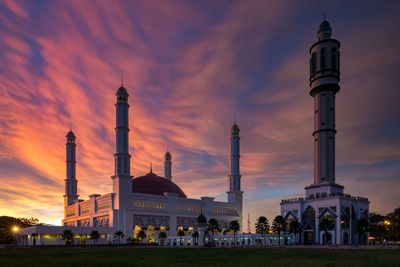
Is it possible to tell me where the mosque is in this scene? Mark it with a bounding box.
[58,82,244,243]
[280,19,369,245]
[19,19,370,246]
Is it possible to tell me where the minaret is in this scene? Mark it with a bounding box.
[309,19,340,185]
[164,150,172,180]
[64,130,78,206]
[112,83,132,210]
[229,123,241,192]
[227,123,243,229]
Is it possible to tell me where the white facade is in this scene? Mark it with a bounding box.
[59,84,243,244]
[280,20,369,245]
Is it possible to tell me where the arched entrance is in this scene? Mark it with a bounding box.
[303,230,314,245]
[302,206,316,245]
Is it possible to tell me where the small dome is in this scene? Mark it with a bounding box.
[116,85,129,102]
[197,214,207,225]
[231,123,240,136]
[132,172,186,198]
[318,20,332,40]
[66,130,75,140]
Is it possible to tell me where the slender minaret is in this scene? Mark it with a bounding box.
[227,123,243,228]
[112,83,132,210]
[164,150,172,180]
[309,19,340,185]
[64,130,78,206]
[229,123,241,192]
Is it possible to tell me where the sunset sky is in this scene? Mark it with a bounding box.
[0,0,399,228]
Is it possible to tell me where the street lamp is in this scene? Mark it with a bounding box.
[11,225,20,245]
[384,220,391,243]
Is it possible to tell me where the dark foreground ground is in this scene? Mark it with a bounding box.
[0,247,399,267]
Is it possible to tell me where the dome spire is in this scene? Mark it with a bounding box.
[318,15,332,40]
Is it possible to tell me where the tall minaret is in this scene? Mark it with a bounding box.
[112,84,132,211]
[164,150,172,180]
[229,123,241,192]
[64,130,78,206]
[309,19,340,185]
[227,123,243,228]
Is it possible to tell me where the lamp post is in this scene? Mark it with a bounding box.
[11,226,20,245]
[384,220,391,243]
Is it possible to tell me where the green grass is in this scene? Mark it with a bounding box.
[0,247,399,267]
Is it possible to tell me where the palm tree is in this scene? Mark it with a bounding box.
[355,218,369,245]
[114,231,124,244]
[177,229,185,245]
[207,218,219,246]
[229,220,240,246]
[158,231,167,246]
[31,233,38,246]
[272,215,287,245]
[137,230,146,244]
[192,231,199,246]
[319,217,335,245]
[255,216,269,236]
[90,230,100,245]
[288,220,302,245]
[61,229,74,246]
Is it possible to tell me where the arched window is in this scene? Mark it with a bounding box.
[311,52,317,75]
[320,48,326,70]
[331,47,337,70]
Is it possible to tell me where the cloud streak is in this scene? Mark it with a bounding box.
[0,0,399,227]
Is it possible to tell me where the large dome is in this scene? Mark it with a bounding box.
[132,171,187,198]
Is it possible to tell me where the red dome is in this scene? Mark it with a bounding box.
[132,172,187,198]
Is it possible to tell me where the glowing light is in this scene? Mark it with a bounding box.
[384,220,391,226]
[12,226,19,233]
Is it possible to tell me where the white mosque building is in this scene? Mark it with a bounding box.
[280,19,369,245]
[19,81,244,245]
[19,19,370,247]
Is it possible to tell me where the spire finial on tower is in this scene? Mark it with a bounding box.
[150,162,153,173]
[69,121,72,131]
[323,11,326,20]
[121,73,124,86]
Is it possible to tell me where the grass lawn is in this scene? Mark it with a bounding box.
[0,247,399,267]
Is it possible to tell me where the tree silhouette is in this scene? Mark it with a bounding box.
[288,220,302,245]
[272,215,287,245]
[90,230,100,245]
[229,220,240,246]
[255,216,269,236]
[207,218,219,246]
[192,231,199,246]
[61,229,74,246]
[114,231,124,244]
[158,231,167,245]
[319,217,335,245]
[137,230,146,244]
[355,218,369,245]
[177,229,185,245]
